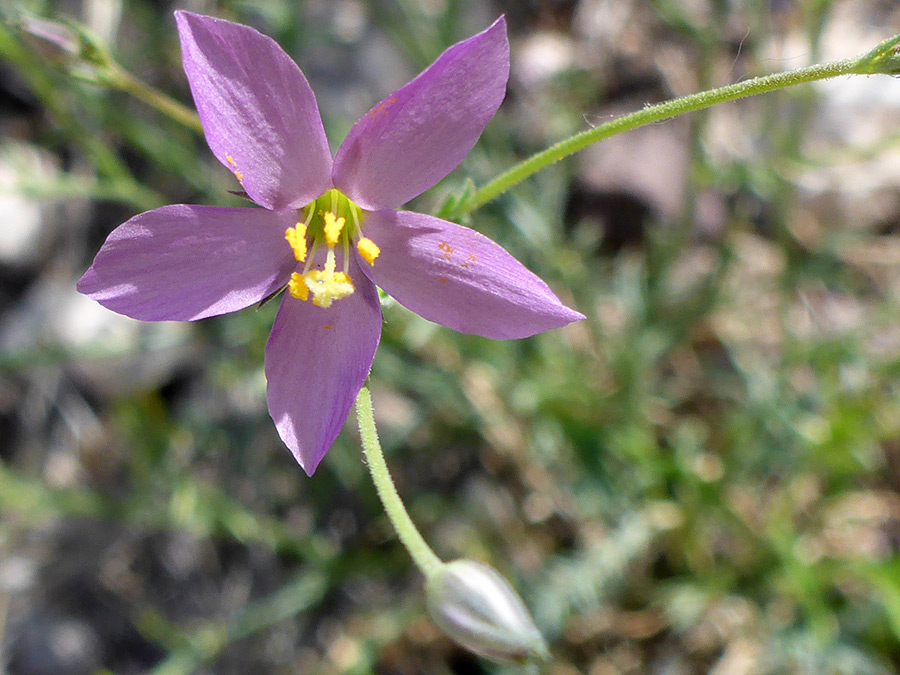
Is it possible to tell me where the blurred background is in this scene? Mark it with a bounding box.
[2,0,900,673]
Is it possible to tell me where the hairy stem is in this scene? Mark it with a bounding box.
[356,386,443,579]
[461,56,865,214]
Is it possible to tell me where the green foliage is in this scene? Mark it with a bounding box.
[3,0,900,672]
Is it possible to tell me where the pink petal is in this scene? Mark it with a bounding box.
[359,211,585,339]
[265,256,382,475]
[175,11,333,211]
[333,17,509,211]
[77,205,297,321]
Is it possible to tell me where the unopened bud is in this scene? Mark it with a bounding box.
[17,14,115,78]
[19,15,80,62]
[425,559,549,664]
[854,33,900,76]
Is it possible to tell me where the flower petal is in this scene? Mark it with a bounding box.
[175,11,333,211]
[333,17,509,211]
[359,211,585,339]
[265,257,381,475]
[77,205,297,321]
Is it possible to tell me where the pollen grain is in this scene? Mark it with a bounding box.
[224,154,243,182]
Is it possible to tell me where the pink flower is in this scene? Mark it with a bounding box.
[78,12,584,475]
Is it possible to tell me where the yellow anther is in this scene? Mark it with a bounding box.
[288,272,309,301]
[357,237,380,266]
[323,212,345,246]
[285,223,308,262]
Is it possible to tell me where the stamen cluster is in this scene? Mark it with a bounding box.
[284,189,380,308]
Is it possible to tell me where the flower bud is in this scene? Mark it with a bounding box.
[854,34,900,76]
[425,559,549,664]
[18,16,81,63]
[17,14,115,76]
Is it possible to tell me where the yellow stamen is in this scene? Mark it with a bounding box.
[357,237,380,266]
[285,222,308,262]
[288,272,309,301]
[323,212,345,247]
[282,190,371,309]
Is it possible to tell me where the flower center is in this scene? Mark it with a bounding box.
[284,189,380,308]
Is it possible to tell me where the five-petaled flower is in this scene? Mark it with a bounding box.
[78,11,585,475]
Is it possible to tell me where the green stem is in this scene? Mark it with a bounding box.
[356,386,444,579]
[105,64,203,133]
[461,56,865,215]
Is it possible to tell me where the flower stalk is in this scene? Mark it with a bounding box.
[102,63,203,133]
[355,385,443,578]
[356,387,549,664]
[455,33,900,216]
